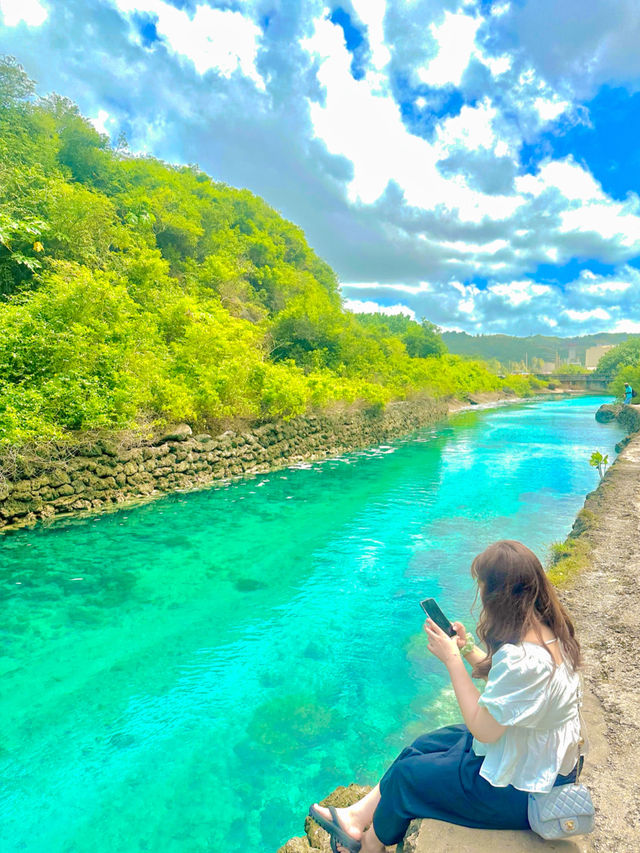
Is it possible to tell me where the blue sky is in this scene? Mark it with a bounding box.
[2,0,640,335]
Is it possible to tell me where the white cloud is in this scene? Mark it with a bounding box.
[89,108,116,136]
[304,14,523,222]
[483,53,512,76]
[345,299,416,320]
[612,320,640,333]
[435,99,499,153]
[342,264,640,335]
[517,158,604,202]
[304,14,438,206]
[5,0,640,337]
[581,279,631,295]
[489,281,551,306]
[533,96,570,123]
[497,0,640,96]
[111,0,264,86]
[348,0,390,75]
[417,10,482,88]
[564,308,611,322]
[0,0,48,27]
[491,2,511,18]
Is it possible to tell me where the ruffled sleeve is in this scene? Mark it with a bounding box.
[478,644,553,728]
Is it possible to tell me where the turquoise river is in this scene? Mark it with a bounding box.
[0,395,624,853]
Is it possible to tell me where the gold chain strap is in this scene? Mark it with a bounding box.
[575,676,588,784]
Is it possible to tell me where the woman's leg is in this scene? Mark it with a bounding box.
[310,783,381,846]
[312,727,467,850]
[315,779,403,853]
[358,822,387,853]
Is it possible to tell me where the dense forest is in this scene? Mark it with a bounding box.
[0,57,541,447]
[595,338,640,397]
[443,331,632,369]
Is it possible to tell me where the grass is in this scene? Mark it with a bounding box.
[547,538,593,587]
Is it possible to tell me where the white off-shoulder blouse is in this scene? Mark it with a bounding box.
[472,641,582,793]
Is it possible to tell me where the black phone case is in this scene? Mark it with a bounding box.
[420,598,457,637]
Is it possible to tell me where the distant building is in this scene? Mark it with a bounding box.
[567,346,580,365]
[538,361,556,374]
[585,345,614,370]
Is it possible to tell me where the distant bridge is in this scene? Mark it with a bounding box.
[532,373,611,391]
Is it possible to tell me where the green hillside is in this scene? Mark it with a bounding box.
[442,331,632,369]
[0,57,540,447]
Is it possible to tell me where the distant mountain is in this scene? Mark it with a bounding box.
[441,332,633,367]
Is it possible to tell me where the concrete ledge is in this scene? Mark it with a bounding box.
[398,691,605,853]
[399,821,583,852]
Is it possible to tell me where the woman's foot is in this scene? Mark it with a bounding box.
[310,803,363,849]
[359,825,387,853]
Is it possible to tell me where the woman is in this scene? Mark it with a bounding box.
[309,540,584,853]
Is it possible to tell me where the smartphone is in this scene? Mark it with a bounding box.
[420,597,457,637]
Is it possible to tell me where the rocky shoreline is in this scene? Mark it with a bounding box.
[279,402,640,853]
[0,390,537,534]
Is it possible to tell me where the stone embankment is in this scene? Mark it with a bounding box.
[0,389,538,533]
[0,397,452,531]
[280,403,640,853]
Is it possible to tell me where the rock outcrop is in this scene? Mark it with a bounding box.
[278,785,375,853]
[594,404,618,423]
[595,401,640,431]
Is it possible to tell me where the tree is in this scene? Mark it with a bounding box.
[0,55,35,108]
[597,338,640,376]
[403,320,447,358]
[608,365,640,401]
[552,363,588,375]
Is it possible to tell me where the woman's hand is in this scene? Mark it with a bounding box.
[423,618,461,665]
[452,621,468,650]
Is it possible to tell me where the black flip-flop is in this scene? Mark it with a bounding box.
[308,804,362,853]
[330,836,346,853]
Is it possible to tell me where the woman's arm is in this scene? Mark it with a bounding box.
[462,645,489,668]
[445,656,505,743]
[452,621,489,669]
[425,618,506,744]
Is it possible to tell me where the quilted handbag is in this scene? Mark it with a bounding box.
[528,778,595,839]
[528,681,595,840]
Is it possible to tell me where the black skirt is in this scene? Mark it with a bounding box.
[372,724,577,846]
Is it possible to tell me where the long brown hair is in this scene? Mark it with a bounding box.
[470,540,581,679]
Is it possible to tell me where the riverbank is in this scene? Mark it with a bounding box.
[557,426,640,851]
[403,422,640,852]
[0,389,540,533]
[279,405,640,853]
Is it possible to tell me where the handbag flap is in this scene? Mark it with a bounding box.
[535,784,595,821]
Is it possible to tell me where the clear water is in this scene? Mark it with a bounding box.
[0,396,623,853]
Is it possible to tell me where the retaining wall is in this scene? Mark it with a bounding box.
[0,398,449,531]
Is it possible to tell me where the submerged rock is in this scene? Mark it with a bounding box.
[278,838,317,853]
[248,693,341,756]
[232,577,267,592]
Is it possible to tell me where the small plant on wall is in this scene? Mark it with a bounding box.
[589,450,609,480]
